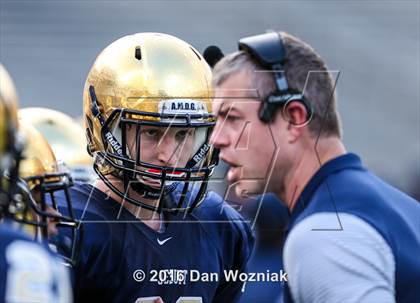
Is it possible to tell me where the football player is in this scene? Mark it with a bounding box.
[17,121,80,266]
[52,33,254,303]
[0,63,73,302]
[19,107,95,183]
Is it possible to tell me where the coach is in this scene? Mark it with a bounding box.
[209,31,420,303]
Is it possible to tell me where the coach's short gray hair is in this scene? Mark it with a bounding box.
[212,32,342,138]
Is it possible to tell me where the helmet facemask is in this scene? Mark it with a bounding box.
[9,165,80,266]
[90,87,218,214]
[16,122,82,267]
[0,131,24,218]
[0,81,23,219]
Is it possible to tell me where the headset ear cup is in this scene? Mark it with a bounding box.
[260,95,312,125]
[281,98,313,126]
[259,99,273,123]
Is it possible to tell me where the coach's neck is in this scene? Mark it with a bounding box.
[276,136,346,212]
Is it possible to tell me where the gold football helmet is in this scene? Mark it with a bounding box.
[18,122,80,265]
[0,63,23,218]
[19,107,94,182]
[83,33,218,213]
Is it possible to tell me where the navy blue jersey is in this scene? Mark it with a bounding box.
[283,153,420,303]
[55,183,254,303]
[0,222,72,303]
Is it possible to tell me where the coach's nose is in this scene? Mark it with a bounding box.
[210,120,230,149]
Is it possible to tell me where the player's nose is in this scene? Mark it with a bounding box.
[156,137,179,166]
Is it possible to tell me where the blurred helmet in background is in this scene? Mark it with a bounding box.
[18,121,80,266]
[0,63,24,220]
[19,107,95,183]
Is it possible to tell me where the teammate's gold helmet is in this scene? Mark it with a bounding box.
[19,107,94,182]
[83,33,218,213]
[19,122,72,192]
[0,64,23,217]
[18,122,79,265]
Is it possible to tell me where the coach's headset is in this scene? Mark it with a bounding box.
[238,32,313,124]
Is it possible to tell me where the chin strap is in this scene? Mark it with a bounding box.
[89,85,124,156]
[185,142,211,168]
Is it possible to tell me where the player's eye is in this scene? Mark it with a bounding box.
[175,129,191,141]
[142,129,159,138]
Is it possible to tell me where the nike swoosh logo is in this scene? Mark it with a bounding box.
[157,237,173,245]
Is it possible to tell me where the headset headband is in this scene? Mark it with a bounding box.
[238,32,312,123]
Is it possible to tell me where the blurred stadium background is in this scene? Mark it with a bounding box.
[1,1,418,302]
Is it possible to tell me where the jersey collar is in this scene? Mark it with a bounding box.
[289,153,364,222]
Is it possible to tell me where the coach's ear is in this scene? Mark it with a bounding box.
[280,100,311,142]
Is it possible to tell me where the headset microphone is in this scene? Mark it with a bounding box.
[203,45,225,68]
